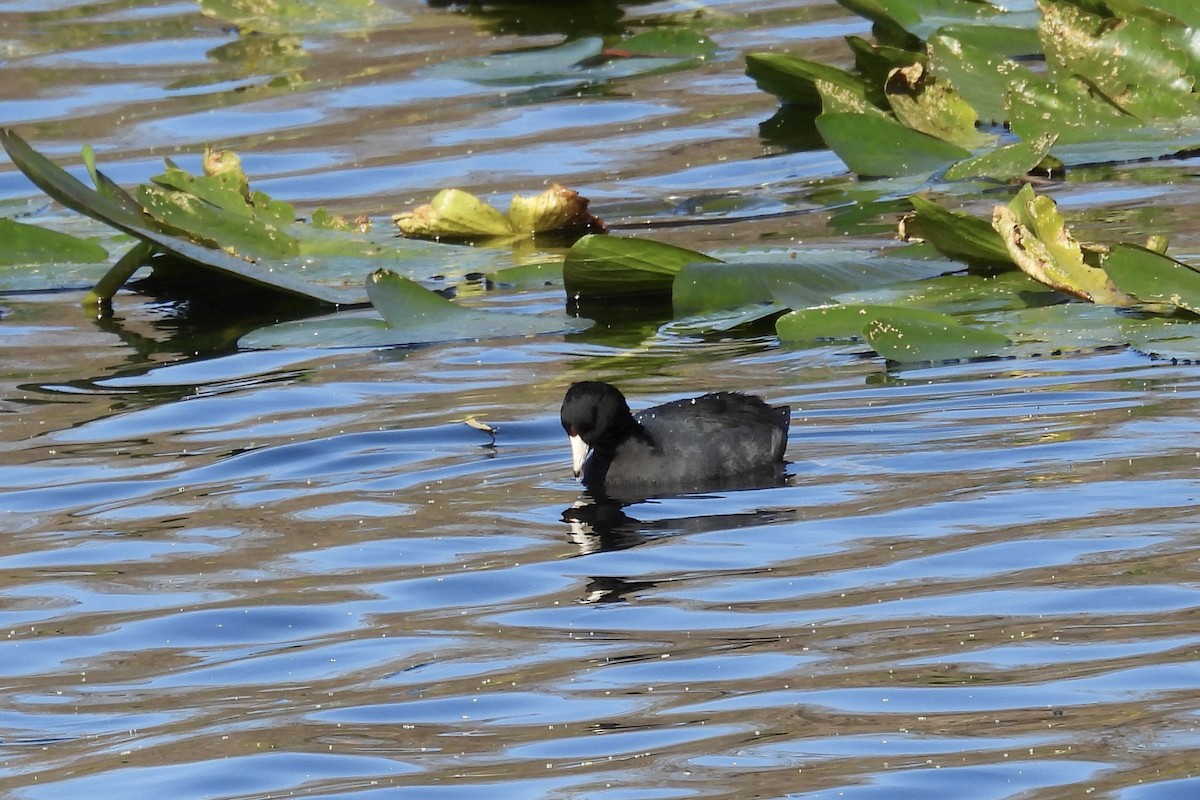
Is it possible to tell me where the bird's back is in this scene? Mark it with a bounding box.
[598,392,789,492]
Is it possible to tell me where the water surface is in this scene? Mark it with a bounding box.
[2,1,1200,798]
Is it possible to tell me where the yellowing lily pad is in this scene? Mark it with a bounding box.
[885,62,994,150]
[992,184,1136,306]
[395,189,515,239]
[395,185,603,241]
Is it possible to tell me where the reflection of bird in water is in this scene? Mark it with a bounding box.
[559,381,789,500]
[561,496,801,603]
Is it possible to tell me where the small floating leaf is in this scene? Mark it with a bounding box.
[464,416,498,435]
[865,313,1012,362]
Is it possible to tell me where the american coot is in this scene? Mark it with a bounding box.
[560,381,790,495]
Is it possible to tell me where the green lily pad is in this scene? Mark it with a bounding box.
[900,194,1013,267]
[776,303,960,343]
[927,33,1037,123]
[815,112,973,178]
[943,132,1058,182]
[660,302,786,336]
[1103,243,1200,315]
[837,0,1009,41]
[816,78,889,116]
[424,37,602,85]
[135,183,300,260]
[836,270,1060,316]
[1,128,364,305]
[0,217,109,266]
[745,52,883,108]
[992,184,1136,305]
[486,260,564,290]
[563,234,720,299]
[241,268,589,348]
[611,29,718,60]
[1007,73,1143,146]
[1040,1,1199,121]
[672,251,955,315]
[1134,0,1200,27]
[864,312,1012,361]
[934,23,1042,56]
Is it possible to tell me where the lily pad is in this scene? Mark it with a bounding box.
[1040,1,1199,121]
[241,268,589,348]
[846,35,925,87]
[837,0,1009,41]
[943,132,1057,182]
[816,78,889,116]
[0,217,109,265]
[563,234,720,299]
[836,270,1059,316]
[992,184,1136,306]
[1007,73,1144,147]
[815,112,973,178]
[776,303,961,343]
[660,302,786,336]
[884,62,994,149]
[199,0,405,36]
[395,189,515,239]
[900,194,1013,268]
[396,185,602,241]
[864,312,1012,362]
[1,129,364,305]
[1103,243,1200,315]
[673,251,955,315]
[927,33,1038,123]
[746,52,884,108]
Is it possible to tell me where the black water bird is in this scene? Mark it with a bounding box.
[559,381,790,495]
